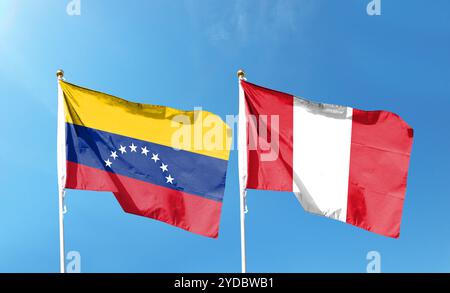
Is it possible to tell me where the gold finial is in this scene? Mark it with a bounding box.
[237,69,245,79]
[56,69,64,79]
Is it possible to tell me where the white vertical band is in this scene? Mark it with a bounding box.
[292,97,353,222]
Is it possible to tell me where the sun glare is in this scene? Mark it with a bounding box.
[0,0,17,32]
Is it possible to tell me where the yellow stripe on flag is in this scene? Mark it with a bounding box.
[60,81,231,160]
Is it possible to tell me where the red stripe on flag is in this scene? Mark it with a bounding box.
[241,81,293,191]
[65,161,222,238]
[346,110,414,238]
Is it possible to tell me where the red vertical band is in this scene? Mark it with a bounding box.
[346,110,414,238]
[241,81,293,191]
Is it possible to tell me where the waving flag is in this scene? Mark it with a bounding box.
[238,80,413,238]
[58,81,231,238]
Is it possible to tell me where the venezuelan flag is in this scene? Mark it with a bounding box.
[58,81,232,238]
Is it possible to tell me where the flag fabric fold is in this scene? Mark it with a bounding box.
[58,81,231,238]
[239,80,413,238]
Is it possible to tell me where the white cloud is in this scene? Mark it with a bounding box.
[206,23,231,42]
[184,0,316,44]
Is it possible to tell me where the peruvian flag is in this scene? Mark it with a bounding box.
[238,80,414,238]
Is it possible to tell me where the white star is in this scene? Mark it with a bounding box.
[119,145,127,154]
[129,143,137,152]
[110,151,118,160]
[141,146,149,156]
[105,159,113,168]
[165,174,174,184]
[160,163,168,172]
[151,153,160,163]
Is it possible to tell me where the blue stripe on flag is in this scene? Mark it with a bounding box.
[66,123,228,202]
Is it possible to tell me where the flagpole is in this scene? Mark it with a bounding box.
[56,69,66,273]
[237,69,247,273]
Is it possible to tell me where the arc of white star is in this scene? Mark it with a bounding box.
[165,174,174,184]
[151,153,160,163]
[130,143,137,152]
[119,145,127,154]
[105,159,113,168]
[160,163,168,172]
[141,146,149,156]
[110,151,118,160]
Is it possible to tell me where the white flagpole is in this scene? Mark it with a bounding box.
[237,69,247,273]
[56,69,66,273]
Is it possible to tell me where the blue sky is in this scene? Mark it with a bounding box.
[0,0,449,272]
